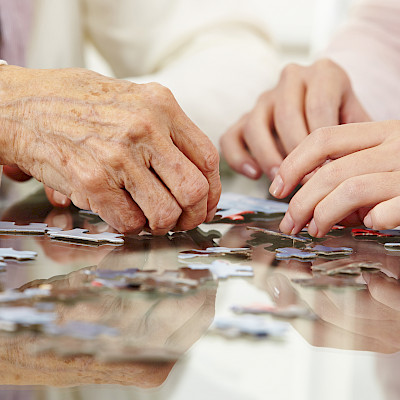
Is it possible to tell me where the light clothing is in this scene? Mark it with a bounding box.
[23,0,278,147]
[325,0,400,121]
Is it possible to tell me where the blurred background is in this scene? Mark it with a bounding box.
[0,0,359,205]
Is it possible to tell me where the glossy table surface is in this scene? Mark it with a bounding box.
[0,176,398,400]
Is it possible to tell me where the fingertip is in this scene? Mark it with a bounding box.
[363,213,373,229]
[51,190,71,208]
[269,174,284,198]
[242,162,262,179]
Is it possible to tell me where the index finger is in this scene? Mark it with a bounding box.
[171,112,222,218]
[269,121,389,199]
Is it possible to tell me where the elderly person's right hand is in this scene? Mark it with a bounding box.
[0,66,221,234]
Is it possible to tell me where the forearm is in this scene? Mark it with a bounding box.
[0,64,24,165]
[323,0,400,121]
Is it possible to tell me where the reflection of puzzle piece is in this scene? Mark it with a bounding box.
[44,321,119,340]
[178,246,251,260]
[231,303,317,320]
[0,257,6,268]
[275,247,317,261]
[48,228,124,245]
[312,260,382,276]
[384,243,400,251]
[212,315,288,338]
[351,228,400,238]
[186,260,253,279]
[305,244,353,256]
[247,227,311,243]
[0,221,60,235]
[0,248,37,261]
[292,275,365,289]
[89,268,201,294]
[216,193,289,215]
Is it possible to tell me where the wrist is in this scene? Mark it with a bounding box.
[0,64,31,167]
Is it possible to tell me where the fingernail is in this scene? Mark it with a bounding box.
[280,212,294,234]
[363,213,372,228]
[269,174,284,197]
[52,214,69,229]
[53,191,69,206]
[206,206,218,222]
[269,166,279,180]
[308,218,318,237]
[363,272,371,285]
[242,163,259,179]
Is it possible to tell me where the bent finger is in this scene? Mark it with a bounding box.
[270,121,391,199]
[171,112,221,215]
[243,97,284,180]
[220,115,262,180]
[150,137,209,231]
[363,196,400,230]
[306,172,400,237]
[44,185,71,208]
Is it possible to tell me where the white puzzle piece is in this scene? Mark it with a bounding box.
[0,248,38,261]
[48,228,124,245]
[186,260,253,279]
[0,221,61,234]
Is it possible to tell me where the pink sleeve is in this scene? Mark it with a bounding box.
[324,0,400,121]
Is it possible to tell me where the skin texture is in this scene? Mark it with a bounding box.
[270,120,400,237]
[220,59,370,180]
[0,66,221,234]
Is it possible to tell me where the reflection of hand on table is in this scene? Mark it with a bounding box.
[5,265,217,387]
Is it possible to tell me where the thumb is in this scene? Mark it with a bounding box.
[44,185,71,208]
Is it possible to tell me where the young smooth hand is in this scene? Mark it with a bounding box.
[220,59,370,180]
[270,120,400,237]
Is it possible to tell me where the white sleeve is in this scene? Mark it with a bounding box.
[84,0,278,148]
[324,0,400,121]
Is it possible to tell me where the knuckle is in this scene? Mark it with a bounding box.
[150,203,181,231]
[313,203,328,226]
[146,82,175,106]
[287,195,306,218]
[202,147,220,174]
[182,175,209,208]
[274,103,292,126]
[339,177,368,203]
[317,161,343,186]
[80,170,106,192]
[309,126,334,147]
[280,63,301,81]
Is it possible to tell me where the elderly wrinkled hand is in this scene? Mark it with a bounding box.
[0,66,221,234]
[220,59,370,180]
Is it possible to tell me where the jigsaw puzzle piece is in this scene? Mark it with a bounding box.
[384,243,400,251]
[212,315,288,338]
[186,260,253,279]
[231,303,317,320]
[48,228,124,245]
[178,246,251,260]
[0,221,60,235]
[0,248,37,261]
[275,247,317,261]
[304,244,353,256]
[312,259,382,276]
[247,227,311,243]
[292,275,366,289]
